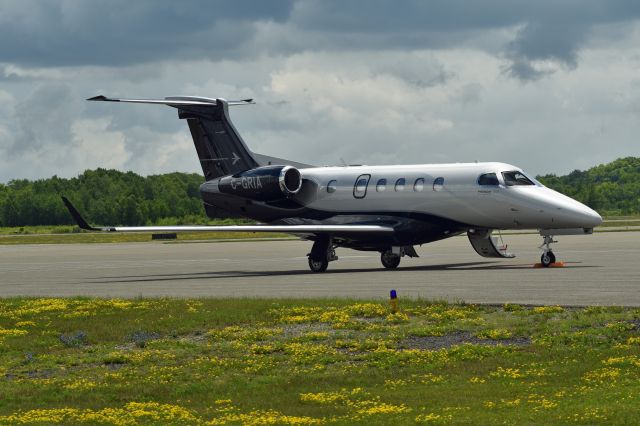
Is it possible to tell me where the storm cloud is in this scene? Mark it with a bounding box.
[0,0,639,181]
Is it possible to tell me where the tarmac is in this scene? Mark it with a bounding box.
[0,231,638,306]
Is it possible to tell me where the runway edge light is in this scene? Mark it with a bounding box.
[390,289,398,314]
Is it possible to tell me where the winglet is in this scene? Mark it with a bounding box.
[61,196,99,231]
[87,95,111,102]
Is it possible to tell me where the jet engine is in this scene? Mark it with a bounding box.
[218,165,302,201]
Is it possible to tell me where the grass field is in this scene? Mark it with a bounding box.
[0,231,292,245]
[0,298,639,424]
[598,217,640,228]
[1,216,639,245]
[0,220,295,245]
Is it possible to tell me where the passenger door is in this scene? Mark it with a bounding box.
[353,174,371,199]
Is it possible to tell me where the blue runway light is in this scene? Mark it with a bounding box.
[390,289,398,313]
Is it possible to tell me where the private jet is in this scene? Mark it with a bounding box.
[62,95,602,272]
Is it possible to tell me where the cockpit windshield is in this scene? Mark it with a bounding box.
[502,171,535,186]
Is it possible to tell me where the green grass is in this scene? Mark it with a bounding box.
[0,217,253,236]
[1,215,638,245]
[0,221,291,244]
[0,231,292,245]
[602,215,640,221]
[0,298,638,424]
[597,216,640,227]
[0,221,292,244]
[0,225,81,235]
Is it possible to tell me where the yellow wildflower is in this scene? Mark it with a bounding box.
[532,305,564,314]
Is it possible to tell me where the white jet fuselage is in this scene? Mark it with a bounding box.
[297,162,602,230]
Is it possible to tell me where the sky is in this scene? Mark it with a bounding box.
[1,0,640,182]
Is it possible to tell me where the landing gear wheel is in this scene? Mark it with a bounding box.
[540,251,556,267]
[381,251,401,269]
[539,235,558,267]
[307,237,333,273]
[308,257,328,273]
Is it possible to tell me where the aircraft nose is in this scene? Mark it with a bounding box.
[571,203,603,228]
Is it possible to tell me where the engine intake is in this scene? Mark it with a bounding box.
[279,166,302,195]
[218,165,302,201]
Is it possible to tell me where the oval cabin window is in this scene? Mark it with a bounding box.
[327,180,337,193]
[413,178,425,192]
[395,178,406,191]
[376,178,387,192]
[433,177,444,191]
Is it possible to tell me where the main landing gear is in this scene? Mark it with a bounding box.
[307,236,338,273]
[539,235,558,267]
[306,240,419,273]
[381,250,401,269]
[380,246,418,269]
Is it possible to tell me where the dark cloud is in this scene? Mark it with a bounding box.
[10,83,80,155]
[291,0,640,80]
[1,0,640,181]
[0,0,294,67]
[2,0,640,75]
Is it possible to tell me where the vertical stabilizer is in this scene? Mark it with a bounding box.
[177,99,259,180]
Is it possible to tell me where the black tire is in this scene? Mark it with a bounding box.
[381,251,401,269]
[308,257,328,273]
[540,251,556,267]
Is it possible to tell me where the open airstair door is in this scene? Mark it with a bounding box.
[467,229,515,258]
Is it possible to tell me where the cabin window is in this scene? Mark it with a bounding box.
[376,178,387,192]
[502,171,534,186]
[478,173,499,186]
[327,180,337,193]
[353,174,371,198]
[433,177,444,191]
[413,178,425,192]
[394,178,406,191]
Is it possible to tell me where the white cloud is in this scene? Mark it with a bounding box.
[1,18,640,182]
[71,118,130,170]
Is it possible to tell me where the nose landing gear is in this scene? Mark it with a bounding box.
[539,235,557,267]
[540,251,556,267]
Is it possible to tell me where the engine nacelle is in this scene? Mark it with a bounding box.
[218,165,302,201]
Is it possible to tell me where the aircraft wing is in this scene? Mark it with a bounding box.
[61,197,394,235]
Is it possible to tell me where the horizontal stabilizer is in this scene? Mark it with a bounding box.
[87,95,255,107]
[61,197,394,235]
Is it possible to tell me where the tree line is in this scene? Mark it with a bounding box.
[0,169,205,227]
[537,156,640,216]
[0,157,638,227]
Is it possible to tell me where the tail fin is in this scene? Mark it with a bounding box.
[88,95,259,180]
